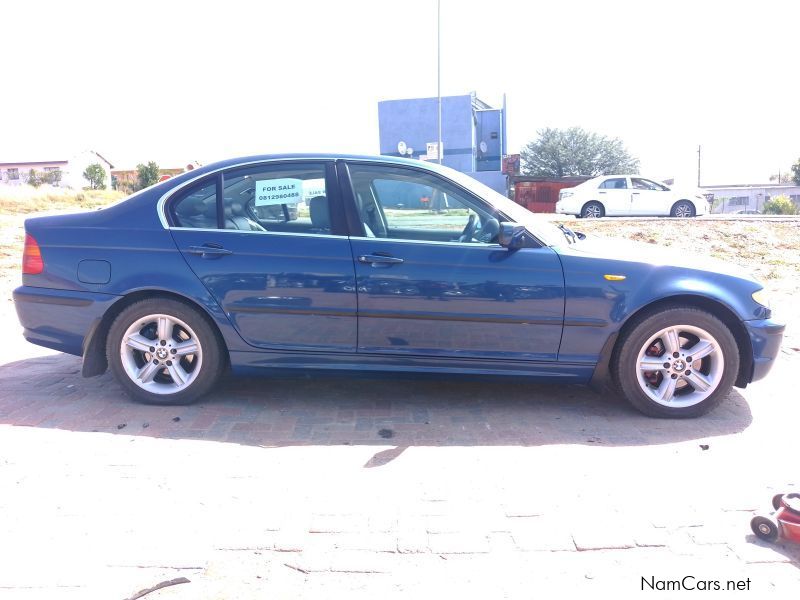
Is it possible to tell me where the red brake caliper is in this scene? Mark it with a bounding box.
[644,340,664,386]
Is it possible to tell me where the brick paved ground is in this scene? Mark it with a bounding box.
[0,317,799,598]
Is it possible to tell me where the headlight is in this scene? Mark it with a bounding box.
[752,289,770,308]
[560,191,573,199]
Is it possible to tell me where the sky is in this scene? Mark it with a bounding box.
[1,0,798,186]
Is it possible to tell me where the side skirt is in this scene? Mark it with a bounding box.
[229,350,594,383]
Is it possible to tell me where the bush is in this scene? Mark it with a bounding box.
[762,194,799,215]
[27,169,42,188]
[43,169,62,186]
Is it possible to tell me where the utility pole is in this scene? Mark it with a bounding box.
[697,145,701,187]
[437,0,442,164]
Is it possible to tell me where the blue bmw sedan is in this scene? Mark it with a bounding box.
[13,155,784,417]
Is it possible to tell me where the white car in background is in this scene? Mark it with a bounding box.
[556,175,709,218]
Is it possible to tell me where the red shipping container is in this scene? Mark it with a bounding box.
[511,177,590,213]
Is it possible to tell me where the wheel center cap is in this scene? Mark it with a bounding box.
[156,348,169,360]
[673,359,686,372]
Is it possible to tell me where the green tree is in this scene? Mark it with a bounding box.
[792,158,800,186]
[27,169,42,188]
[83,163,106,189]
[762,194,798,215]
[520,127,639,177]
[43,169,62,186]
[136,161,160,190]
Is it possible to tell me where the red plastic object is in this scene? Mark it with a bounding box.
[751,493,800,544]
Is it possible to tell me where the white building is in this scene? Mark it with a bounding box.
[701,183,800,214]
[0,150,114,189]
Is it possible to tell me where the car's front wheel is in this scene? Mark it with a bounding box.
[612,306,739,417]
[581,201,605,218]
[107,298,224,405]
[671,200,696,218]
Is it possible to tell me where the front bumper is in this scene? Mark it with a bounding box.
[555,200,575,215]
[13,286,120,357]
[744,318,785,383]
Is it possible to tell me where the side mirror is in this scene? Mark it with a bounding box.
[498,222,526,249]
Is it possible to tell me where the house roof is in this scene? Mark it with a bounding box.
[90,151,114,169]
[0,150,114,169]
[0,160,68,167]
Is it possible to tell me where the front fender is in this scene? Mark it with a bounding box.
[557,250,767,366]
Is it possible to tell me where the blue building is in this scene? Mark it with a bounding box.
[377,92,507,194]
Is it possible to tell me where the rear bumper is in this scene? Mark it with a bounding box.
[744,318,785,383]
[13,286,120,356]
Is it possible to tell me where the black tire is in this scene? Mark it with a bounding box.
[751,516,779,542]
[581,201,605,219]
[612,306,739,418]
[670,200,696,218]
[772,494,784,511]
[107,298,224,405]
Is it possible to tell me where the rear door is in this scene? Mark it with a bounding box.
[167,160,357,353]
[342,161,565,361]
[596,177,631,215]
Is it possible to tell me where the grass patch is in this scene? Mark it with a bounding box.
[0,185,125,215]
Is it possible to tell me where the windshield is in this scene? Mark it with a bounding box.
[424,162,566,246]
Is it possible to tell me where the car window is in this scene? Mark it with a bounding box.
[220,164,334,234]
[631,178,666,191]
[170,164,338,235]
[347,164,500,244]
[172,179,219,229]
[599,178,627,189]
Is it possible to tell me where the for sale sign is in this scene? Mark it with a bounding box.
[255,178,303,206]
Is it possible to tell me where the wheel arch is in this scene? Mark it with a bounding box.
[82,289,231,377]
[590,293,753,391]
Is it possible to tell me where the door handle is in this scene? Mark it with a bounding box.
[632,192,640,195]
[358,254,404,266]
[187,244,233,258]
[598,191,607,194]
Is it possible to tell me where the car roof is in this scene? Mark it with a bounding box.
[194,153,443,174]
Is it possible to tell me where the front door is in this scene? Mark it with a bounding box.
[596,176,631,215]
[168,161,357,353]
[630,177,670,215]
[344,162,565,361]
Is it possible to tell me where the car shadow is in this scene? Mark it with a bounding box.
[0,353,752,449]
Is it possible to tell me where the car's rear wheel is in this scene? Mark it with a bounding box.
[107,298,224,405]
[612,306,739,418]
[671,200,696,218]
[581,201,605,218]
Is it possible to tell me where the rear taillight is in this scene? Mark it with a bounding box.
[22,234,44,275]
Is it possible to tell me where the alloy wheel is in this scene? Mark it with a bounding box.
[636,324,724,408]
[584,204,602,218]
[119,313,203,395]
